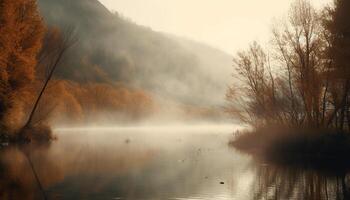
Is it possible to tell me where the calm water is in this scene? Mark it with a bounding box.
[0,125,349,200]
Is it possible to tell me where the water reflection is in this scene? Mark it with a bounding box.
[0,127,247,200]
[1,126,349,200]
[252,160,350,200]
[0,133,156,200]
[0,145,59,200]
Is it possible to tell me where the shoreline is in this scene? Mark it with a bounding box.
[229,127,350,171]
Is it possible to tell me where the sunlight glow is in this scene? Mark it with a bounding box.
[99,0,331,54]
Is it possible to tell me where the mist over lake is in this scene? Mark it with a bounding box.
[0,0,349,199]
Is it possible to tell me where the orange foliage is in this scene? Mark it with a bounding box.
[0,0,45,133]
[32,80,155,125]
[0,0,154,130]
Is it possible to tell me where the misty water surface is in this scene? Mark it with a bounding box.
[0,125,349,200]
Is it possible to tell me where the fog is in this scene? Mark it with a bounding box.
[36,0,236,126]
[0,125,252,199]
[35,0,330,126]
[55,124,244,133]
[1,0,350,199]
[34,0,329,127]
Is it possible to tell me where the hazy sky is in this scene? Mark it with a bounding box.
[99,0,331,54]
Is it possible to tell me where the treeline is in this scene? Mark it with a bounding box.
[0,0,154,140]
[227,0,350,131]
[33,81,154,125]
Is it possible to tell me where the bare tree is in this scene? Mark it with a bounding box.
[22,27,77,131]
[271,0,324,127]
[227,0,338,130]
[227,42,285,127]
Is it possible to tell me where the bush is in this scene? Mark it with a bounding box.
[17,124,55,143]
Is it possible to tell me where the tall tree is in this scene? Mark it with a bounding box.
[323,0,350,130]
[0,0,45,134]
[272,0,324,127]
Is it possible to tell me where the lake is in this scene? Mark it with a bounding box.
[0,124,349,200]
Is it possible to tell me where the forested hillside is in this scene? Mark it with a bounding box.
[37,0,233,107]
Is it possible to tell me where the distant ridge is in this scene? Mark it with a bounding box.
[37,0,233,107]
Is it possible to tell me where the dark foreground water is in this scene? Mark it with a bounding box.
[0,125,349,200]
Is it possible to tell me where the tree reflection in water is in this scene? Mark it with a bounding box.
[253,162,350,200]
[3,131,350,200]
[0,140,155,200]
[0,145,61,200]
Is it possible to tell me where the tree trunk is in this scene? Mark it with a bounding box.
[23,49,66,130]
[327,80,350,128]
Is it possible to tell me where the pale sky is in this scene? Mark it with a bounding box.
[99,0,331,54]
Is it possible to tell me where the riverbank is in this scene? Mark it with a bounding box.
[230,127,350,170]
[0,125,55,146]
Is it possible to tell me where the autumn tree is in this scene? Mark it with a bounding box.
[0,0,45,134]
[227,42,284,127]
[272,0,325,127]
[227,0,340,129]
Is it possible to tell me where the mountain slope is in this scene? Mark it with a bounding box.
[37,0,233,107]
